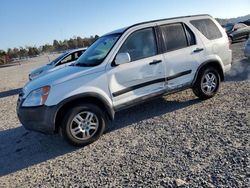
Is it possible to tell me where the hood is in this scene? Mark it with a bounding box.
[30,65,53,75]
[23,65,104,97]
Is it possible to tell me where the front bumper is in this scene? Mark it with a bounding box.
[17,96,57,134]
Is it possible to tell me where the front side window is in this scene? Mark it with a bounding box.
[48,52,68,65]
[161,23,188,52]
[118,28,157,62]
[191,19,222,40]
[75,34,120,66]
[58,54,73,65]
[59,51,85,66]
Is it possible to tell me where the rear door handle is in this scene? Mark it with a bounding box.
[149,60,162,65]
[193,48,204,53]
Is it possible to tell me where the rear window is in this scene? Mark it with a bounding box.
[190,19,222,40]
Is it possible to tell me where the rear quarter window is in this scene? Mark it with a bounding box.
[190,19,222,40]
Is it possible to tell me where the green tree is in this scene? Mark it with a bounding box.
[19,47,28,58]
[53,40,60,51]
[42,44,54,52]
[7,48,18,59]
[28,47,39,57]
[76,37,83,48]
[68,38,78,49]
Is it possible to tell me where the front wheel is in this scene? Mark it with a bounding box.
[192,67,221,100]
[61,103,106,147]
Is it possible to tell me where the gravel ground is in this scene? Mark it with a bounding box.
[0,42,249,187]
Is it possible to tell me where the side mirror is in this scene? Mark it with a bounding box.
[115,52,131,65]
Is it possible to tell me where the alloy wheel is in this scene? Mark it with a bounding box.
[70,111,99,140]
[201,72,218,95]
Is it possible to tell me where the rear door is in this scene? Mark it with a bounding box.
[159,22,202,89]
[108,27,165,107]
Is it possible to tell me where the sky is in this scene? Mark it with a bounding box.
[0,0,249,51]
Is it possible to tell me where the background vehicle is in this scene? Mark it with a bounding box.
[244,36,250,58]
[17,15,232,146]
[224,23,250,43]
[240,19,250,26]
[29,48,87,80]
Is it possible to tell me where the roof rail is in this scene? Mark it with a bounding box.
[103,14,211,36]
[129,14,211,28]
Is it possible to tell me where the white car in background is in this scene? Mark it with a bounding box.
[29,48,87,80]
[244,36,250,58]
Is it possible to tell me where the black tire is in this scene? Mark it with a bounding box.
[61,103,107,147]
[192,67,221,100]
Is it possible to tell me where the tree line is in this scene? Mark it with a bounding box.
[0,35,99,63]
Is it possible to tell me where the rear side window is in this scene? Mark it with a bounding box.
[160,23,192,52]
[119,28,157,61]
[190,19,222,40]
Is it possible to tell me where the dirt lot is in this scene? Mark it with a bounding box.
[0,43,249,187]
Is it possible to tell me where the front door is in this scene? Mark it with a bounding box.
[108,27,165,107]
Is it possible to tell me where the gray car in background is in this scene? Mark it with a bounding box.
[224,23,250,43]
[29,47,87,80]
[245,36,250,58]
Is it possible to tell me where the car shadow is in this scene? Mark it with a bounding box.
[0,126,77,176]
[225,58,250,82]
[0,95,201,177]
[0,88,22,99]
[108,96,201,133]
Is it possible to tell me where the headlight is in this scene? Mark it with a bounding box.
[29,71,42,80]
[22,86,50,107]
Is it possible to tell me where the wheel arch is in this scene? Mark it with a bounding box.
[54,93,114,133]
[192,60,224,86]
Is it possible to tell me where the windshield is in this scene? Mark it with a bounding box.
[48,52,68,65]
[75,34,120,66]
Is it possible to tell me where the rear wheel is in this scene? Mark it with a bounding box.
[192,67,221,100]
[61,103,106,147]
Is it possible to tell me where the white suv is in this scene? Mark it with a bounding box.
[17,15,232,146]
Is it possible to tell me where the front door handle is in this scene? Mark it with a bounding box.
[193,48,204,53]
[149,60,162,65]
